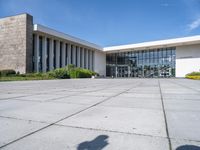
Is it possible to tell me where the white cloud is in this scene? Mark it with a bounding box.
[188,18,200,31]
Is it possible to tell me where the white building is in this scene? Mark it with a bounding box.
[0,14,200,77]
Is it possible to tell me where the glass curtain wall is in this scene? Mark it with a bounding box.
[106,47,176,78]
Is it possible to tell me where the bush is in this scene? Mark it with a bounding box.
[186,72,200,76]
[48,68,70,79]
[0,69,16,77]
[67,66,97,78]
[186,76,200,80]
[185,71,200,80]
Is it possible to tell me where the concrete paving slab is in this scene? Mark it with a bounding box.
[1,125,169,150]
[0,78,200,149]
[0,93,31,100]
[0,102,87,123]
[164,99,200,111]
[54,95,107,105]
[58,105,167,137]
[162,93,200,100]
[13,94,70,102]
[166,110,200,141]
[0,117,47,147]
[100,96,163,110]
[0,100,39,112]
[119,93,161,99]
[80,91,117,97]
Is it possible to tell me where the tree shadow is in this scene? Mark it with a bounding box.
[77,135,109,150]
[176,145,200,150]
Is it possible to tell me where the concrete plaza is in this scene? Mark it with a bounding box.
[0,79,200,150]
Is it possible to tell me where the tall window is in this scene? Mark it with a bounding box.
[71,45,73,64]
[46,38,50,71]
[65,44,68,66]
[60,42,62,68]
[32,34,35,72]
[76,46,78,67]
[84,49,86,68]
[53,40,56,69]
[39,36,43,72]
[80,48,82,68]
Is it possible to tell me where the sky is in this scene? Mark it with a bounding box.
[0,0,200,47]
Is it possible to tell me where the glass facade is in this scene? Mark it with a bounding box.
[106,47,176,78]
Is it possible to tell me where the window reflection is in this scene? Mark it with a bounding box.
[106,47,176,78]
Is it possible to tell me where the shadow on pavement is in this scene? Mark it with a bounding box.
[77,135,109,150]
[176,145,200,150]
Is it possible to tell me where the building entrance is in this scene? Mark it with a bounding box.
[106,48,176,78]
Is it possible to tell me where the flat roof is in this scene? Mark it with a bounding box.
[103,35,200,52]
[34,24,200,53]
[33,24,103,51]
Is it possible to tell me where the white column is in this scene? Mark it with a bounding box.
[62,43,66,68]
[73,45,76,65]
[49,39,54,71]
[56,40,60,68]
[42,36,47,72]
[85,49,88,69]
[82,48,85,68]
[34,34,39,72]
[67,43,71,65]
[77,46,80,67]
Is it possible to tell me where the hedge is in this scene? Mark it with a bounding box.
[185,71,200,80]
[186,76,200,80]
[0,69,16,77]
[0,65,97,80]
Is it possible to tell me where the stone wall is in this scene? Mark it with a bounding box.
[0,14,33,73]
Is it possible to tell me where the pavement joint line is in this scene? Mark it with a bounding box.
[0,115,49,124]
[54,124,200,143]
[47,82,135,102]
[0,94,36,101]
[158,79,172,150]
[0,82,142,149]
[54,124,168,140]
[1,114,200,144]
[0,83,124,102]
[0,81,125,101]
[98,104,163,111]
[167,80,200,93]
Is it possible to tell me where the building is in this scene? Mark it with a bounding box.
[0,13,200,78]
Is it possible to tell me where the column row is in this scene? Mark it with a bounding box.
[32,34,95,73]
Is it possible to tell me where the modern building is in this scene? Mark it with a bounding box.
[0,13,200,78]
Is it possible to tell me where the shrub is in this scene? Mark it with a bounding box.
[185,71,200,80]
[186,76,200,80]
[0,69,16,77]
[48,68,70,79]
[186,72,200,76]
[68,67,97,78]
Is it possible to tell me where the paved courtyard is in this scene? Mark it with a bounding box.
[0,79,200,150]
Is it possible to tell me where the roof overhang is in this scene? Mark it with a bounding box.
[103,35,200,52]
[33,24,103,51]
[33,24,200,53]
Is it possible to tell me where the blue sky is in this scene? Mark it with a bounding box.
[0,0,200,46]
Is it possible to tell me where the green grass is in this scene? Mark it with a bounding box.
[0,75,55,82]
